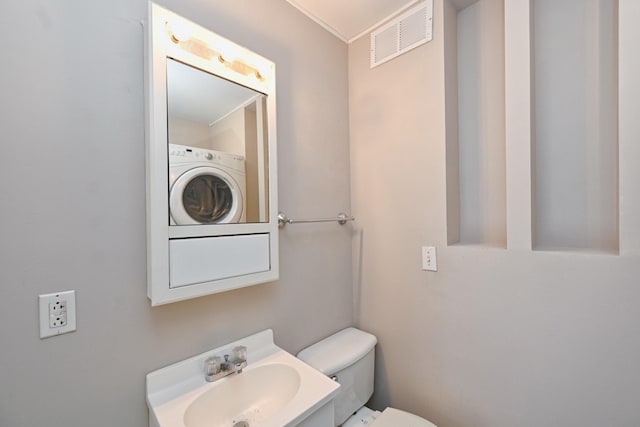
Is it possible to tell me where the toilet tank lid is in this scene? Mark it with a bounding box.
[297,327,377,375]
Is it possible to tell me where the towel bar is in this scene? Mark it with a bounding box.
[277,212,354,227]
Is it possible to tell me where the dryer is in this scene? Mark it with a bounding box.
[169,144,246,225]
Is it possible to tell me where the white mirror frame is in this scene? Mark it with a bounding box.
[144,2,279,305]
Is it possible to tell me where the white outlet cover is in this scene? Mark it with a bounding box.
[39,290,77,338]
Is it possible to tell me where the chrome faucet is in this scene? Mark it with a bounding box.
[204,345,248,382]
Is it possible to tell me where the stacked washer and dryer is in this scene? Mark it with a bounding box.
[168,144,246,225]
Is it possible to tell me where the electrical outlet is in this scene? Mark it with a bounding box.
[421,246,437,272]
[39,290,76,338]
[49,300,68,327]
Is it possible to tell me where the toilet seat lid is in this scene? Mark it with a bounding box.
[374,408,437,427]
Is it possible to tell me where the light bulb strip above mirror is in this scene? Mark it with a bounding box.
[163,20,271,83]
[164,23,267,82]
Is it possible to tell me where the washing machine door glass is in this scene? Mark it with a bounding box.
[183,175,233,223]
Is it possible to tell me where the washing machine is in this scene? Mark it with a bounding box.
[168,144,246,225]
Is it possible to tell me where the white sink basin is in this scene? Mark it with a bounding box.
[184,364,300,427]
[146,330,340,427]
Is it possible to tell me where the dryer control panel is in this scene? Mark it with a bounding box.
[169,144,245,171]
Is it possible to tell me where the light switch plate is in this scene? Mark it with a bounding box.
[39,290,76,338]
[421,246,438,271]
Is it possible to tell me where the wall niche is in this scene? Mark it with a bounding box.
[445,0,506,248]
[531,0,619,253]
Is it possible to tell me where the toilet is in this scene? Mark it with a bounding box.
[297,328,436,427]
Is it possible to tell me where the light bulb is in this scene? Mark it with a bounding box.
[167,20,191,43]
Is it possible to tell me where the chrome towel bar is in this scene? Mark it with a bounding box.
[277,212,355,227]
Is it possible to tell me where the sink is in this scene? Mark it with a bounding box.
[184,364,300,427]
[146,329,340,427]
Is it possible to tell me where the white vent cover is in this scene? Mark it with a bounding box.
[370,1,433,68]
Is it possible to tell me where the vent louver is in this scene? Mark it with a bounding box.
[370,1,433,68]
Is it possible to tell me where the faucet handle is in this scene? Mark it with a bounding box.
[204,355,223,376]
[232,345,247,362]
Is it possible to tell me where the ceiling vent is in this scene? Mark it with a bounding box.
[370,1,433,68]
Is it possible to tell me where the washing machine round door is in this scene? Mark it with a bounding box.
[170,166,243,224]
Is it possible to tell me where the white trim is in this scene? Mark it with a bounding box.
[284,0,422,44]
[285,0,349,42]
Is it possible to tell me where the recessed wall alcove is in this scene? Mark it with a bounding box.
[531,0,619,253]
[445,0,506,248]
[446,0,620,254]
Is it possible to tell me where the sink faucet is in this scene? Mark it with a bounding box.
[204,345,248,382]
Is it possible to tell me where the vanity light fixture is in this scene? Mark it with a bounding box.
[165,20,267,81]
[216,52,267,81]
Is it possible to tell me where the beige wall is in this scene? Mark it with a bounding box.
[0,1,351,426]
[209,107,246,155]
[168,116,211,149]
[350,0,640,426]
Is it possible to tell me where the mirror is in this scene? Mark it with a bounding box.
[145,3,279,305]
[167,59,269,225]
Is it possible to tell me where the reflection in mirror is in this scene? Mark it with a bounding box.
[166,58,269,225]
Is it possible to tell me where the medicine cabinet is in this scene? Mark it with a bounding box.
[145,3,279,305]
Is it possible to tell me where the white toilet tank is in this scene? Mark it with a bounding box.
[297,328,378,426]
